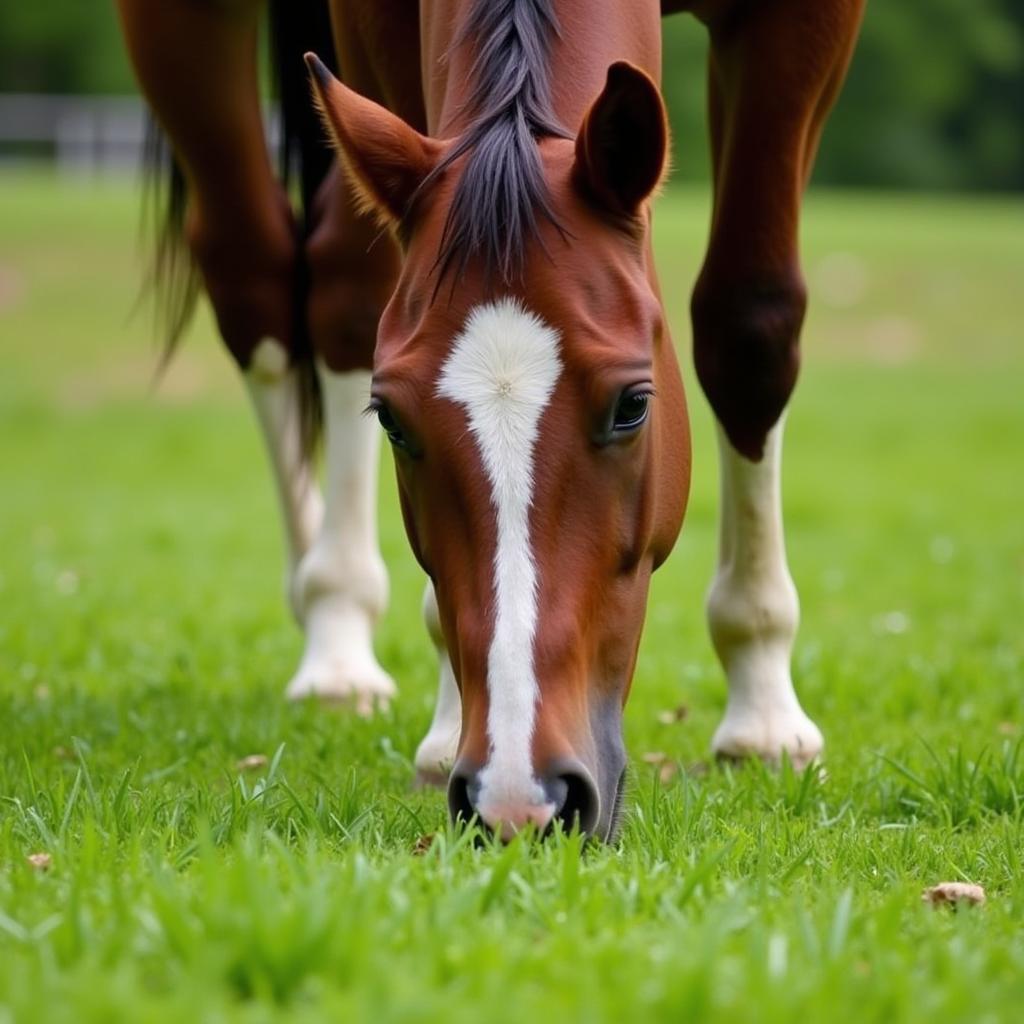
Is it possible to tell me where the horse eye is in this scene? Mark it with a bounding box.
[374,403,408,449]
[612,389,651,433]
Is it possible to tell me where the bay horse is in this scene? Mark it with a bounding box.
[115,0,865,841]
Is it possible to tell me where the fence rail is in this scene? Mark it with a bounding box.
[0,94,279,176]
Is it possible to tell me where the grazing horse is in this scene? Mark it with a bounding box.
[116,0,865,840]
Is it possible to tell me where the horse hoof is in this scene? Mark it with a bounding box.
[285,660,397,716]
[711,708,824,771]
[413,728,460,789]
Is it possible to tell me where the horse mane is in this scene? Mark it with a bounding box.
[416,0,572,288]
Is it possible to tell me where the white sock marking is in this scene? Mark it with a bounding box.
[707,419,823,767]
[245,338,324,619]
[414,582,463,784]
[437,299,562,814]
[286,364,394,710]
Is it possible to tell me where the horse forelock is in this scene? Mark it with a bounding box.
[413,0,572,291]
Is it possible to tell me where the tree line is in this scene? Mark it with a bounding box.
[2,0,1021,191]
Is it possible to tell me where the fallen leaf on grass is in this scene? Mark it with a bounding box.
[27,853,52,871]
[641,751,668,765]
[922,882,986,909]
[412,834,436,856]
[658,761,679,784]
[235,754,269,772]
[656,705,689,726]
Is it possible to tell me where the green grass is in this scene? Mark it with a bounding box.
[1,171,1022,1022]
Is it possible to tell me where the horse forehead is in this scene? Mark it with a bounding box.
[435,299,564,429]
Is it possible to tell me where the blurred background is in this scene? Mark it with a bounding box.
[0,0,1021,189]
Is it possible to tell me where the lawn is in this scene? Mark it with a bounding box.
[0,172,1022,1022]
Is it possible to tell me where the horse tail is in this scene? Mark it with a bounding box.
[142,2,339,450]
[267,0,340,449]
[140,122,197,365]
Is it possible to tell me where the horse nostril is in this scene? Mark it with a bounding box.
[549,765,601,836]
[446,768,477,826]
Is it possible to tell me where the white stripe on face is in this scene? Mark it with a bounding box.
[437,298,562,819]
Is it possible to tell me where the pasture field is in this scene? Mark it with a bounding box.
[1,173,1022,1022]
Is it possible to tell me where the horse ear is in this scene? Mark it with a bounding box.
[573,61,669,218]
[305,53,440,225]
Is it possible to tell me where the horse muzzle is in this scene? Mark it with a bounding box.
[447,756,603,841]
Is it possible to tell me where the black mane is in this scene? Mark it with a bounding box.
[417,0,571,287]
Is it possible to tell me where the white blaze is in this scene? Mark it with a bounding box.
[437,298,562,814]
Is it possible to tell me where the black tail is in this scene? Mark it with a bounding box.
[142,1,339,450]
[140,122,197,363]
[267,0,339,449]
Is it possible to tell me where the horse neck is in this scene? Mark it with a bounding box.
[421,0,663,138]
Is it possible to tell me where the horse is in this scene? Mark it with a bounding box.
[115,0,866,841]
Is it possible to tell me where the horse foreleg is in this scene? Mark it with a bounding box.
[413,583,462,786]
[691,0,865,768]
[245,345,324,619]
[287,0,424,712]
[705,417,823,767]
[116,0,323,618]
[285,169,399,712]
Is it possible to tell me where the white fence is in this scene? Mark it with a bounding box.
[0,94,279,176]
